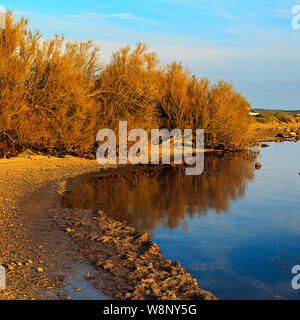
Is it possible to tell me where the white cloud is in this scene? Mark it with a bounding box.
[14,11,31,15]
[71,12,139,20]
[272,8,292,18]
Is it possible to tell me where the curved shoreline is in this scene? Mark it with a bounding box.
[56,207,217,300]
[0,154,217,300]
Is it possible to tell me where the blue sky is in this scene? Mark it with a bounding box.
[2,0,300,109]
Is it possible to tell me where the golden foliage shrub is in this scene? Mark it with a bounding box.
[0,12,99,156]
[0,12,254,157]
[158,63,254,149]
[92,43,162,132]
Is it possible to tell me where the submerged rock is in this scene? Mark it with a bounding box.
[255,162,262,170]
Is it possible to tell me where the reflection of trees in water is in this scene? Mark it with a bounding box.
[62,151,257,232]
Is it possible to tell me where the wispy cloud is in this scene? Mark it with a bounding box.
[272,8,292,18]
[71,12,139,20]
[14,11,31,15]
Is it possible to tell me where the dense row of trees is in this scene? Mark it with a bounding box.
[0,12,254,157]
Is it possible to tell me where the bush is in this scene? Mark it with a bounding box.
[91,43,162,132]
[274,112,292,123]
[157,63,253,149]
[0,12,255,157]
[0,12,100,157]
[255,112,292,124]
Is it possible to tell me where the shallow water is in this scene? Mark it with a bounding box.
[62,142,300,300]
[63,264,110,300]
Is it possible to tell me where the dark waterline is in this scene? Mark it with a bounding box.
[61,142,300,300]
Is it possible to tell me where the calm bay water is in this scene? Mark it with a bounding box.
[62,142,300,300]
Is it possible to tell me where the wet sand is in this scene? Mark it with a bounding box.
[0,153,217,300]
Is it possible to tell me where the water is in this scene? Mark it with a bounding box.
[63,264,110,300]
[61,142,300,300]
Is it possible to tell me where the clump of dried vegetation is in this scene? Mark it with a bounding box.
[0,12,255,158]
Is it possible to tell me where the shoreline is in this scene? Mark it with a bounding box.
[253,122,300,143]
[0,154,102,300]
[0,153,217,300]
[2,136,296,300]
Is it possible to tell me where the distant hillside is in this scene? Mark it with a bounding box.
[251,108,300,115]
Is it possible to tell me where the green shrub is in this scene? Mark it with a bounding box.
[255,112,292,124]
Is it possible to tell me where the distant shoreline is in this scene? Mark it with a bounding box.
[253,122,300,142]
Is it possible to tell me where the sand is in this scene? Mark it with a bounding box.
[0,152,216,300]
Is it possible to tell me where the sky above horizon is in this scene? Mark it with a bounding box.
[2,1,300,110]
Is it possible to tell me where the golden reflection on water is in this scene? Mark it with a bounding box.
[61,151,257,232]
